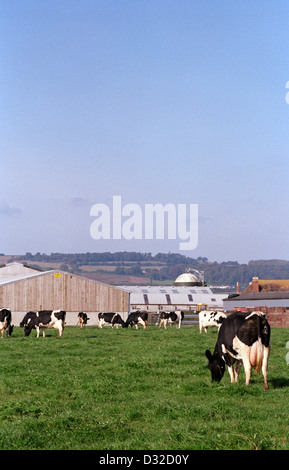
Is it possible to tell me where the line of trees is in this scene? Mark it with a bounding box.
[14,252,289,288]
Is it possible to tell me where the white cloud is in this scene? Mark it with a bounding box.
[0,200,22,217]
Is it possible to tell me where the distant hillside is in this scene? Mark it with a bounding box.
[2,252,289,290]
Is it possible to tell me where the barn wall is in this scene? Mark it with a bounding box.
[0,271,129,314]
[225,306,289,328]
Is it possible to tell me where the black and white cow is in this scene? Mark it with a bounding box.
[159,311,184,329]
[98,312,125,329]
[124,311,148,329]
[205,311,270,390]
[20,310,66,337]
[77,312,90,328]
[199,310,227,333]
[0,309,13,338]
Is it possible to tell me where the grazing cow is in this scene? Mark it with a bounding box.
[199,310,227,333]
[124,311,148,329]
[20,310,66,337]
[159,311,184,329]
[205,311,270,390]
[0,309,13,338]
[98,312,125,329]
[77,312,90,328]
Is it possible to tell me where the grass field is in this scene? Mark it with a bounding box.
[0,325,289,450]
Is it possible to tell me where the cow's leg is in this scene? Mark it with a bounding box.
[137,319,145,329]
[234,360,243,382]
[242,354,252,386]
[262,346,270,390]
[227,365,236,383]
[36,326,40,338]
[42,329,46,338]
[159,319,164,329]
[1,329,4,339]
[204,327,207,333]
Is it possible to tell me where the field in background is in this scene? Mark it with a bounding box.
[5,253,289,289]
[0,254,169,286]
[0,325,289,450]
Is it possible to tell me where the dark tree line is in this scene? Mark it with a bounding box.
[14,252,289,288]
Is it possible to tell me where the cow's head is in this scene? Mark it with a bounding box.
[24,325,33,336]
[21,314,35,336]
[205,349,225,382]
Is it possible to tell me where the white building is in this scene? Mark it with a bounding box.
[121,272,226,312]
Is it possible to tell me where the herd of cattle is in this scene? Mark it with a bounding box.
[0,308,184,337]
[0,307,271,390]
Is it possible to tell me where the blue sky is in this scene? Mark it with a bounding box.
[1,0,289,262]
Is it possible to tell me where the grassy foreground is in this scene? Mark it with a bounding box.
[0,325,289,450]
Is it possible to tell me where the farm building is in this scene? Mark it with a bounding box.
[0,262,130,326]
[223,291,289,310]
[223,276,289,327]
[120,271,226,312]
[0,263,227,328]
[0,261,42,282]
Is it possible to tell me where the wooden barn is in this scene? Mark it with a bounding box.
[0,263,130,326]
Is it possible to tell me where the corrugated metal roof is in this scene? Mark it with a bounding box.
[0,262,42,284]
[223,291,289,310]
[0,269,48,286]
[0,269,128,292]
[224,291,289,302]
[119,285,226,308]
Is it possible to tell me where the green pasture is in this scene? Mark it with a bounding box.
[0,325,288,450]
